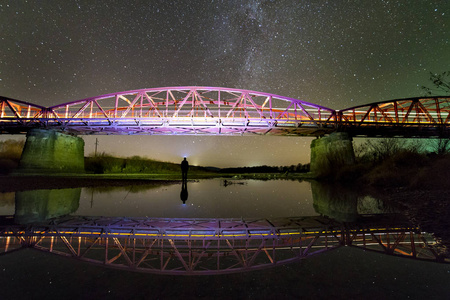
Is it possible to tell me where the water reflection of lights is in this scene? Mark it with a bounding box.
[0,215,447,275]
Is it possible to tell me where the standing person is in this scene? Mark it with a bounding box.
[181,157,189,181]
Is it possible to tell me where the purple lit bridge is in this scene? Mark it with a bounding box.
[0,215,446,275]
[1,87,449,137]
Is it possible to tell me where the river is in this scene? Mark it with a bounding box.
[0,178,448,299]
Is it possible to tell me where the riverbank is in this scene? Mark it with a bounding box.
[374,187,450,256]
[0,172,315,193]
[323,151,450,191]
[0,174,182,193]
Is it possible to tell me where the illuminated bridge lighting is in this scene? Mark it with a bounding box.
[0,215,447,275]
[0,87,336,136]
[1,88,448,137]
[337,96,450,136]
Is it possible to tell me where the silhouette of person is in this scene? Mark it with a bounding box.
[181,157,189,181]
[180,180,188,204]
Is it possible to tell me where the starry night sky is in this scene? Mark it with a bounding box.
[1,1,449,167]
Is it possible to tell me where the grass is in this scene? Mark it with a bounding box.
[84,153,220,176]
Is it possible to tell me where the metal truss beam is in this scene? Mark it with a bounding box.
[338,96,450,137]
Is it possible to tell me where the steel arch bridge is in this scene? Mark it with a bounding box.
[0,87,449,137]
[0,215,446,275]
[0,87,336,136]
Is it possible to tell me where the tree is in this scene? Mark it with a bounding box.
[420,71,450,150]
[421,71,450,96]
[362,138,402,162]
[433,138,450,156]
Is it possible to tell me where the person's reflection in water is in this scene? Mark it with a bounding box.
[181,157,189,182]
[180,180,188,204]
[180,157,189,204]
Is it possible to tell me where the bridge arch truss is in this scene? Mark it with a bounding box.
[0,87,337,136]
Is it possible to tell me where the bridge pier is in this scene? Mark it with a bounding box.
[18,129,85,173]
[310,132,355,177]
[15,188,81,224]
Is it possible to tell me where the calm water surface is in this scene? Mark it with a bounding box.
[0,178,395,220]
[77,179,317,218]
[0,178,449,300]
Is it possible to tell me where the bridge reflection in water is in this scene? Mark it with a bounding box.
[0,213,446,275]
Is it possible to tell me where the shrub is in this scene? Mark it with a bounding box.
[84,154,184,174]
[412,155,450,189]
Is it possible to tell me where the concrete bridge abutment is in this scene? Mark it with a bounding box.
[310,132,355,177]
[15,188,81,224]
[18,129,85,173]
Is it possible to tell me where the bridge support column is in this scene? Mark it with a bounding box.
[310,132,355,177]
[15,188,81,224]
[18,129,85,173]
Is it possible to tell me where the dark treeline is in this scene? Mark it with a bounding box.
[86,154,310,175]
[220,163,309,174]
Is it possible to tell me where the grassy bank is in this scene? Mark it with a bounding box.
[85,154,189,174]
[85,154,310,176]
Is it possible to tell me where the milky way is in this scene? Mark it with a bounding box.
[0,1,448,167]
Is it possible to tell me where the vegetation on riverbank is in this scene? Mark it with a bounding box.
[85,153,209,174]
[323,138,450,190]
[220,163,309,174]
[0,139,309,177]
[2,137,449,192]
[84,153,311,179]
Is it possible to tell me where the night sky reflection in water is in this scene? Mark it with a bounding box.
[76,179,317,218]
[0,179,449,299]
